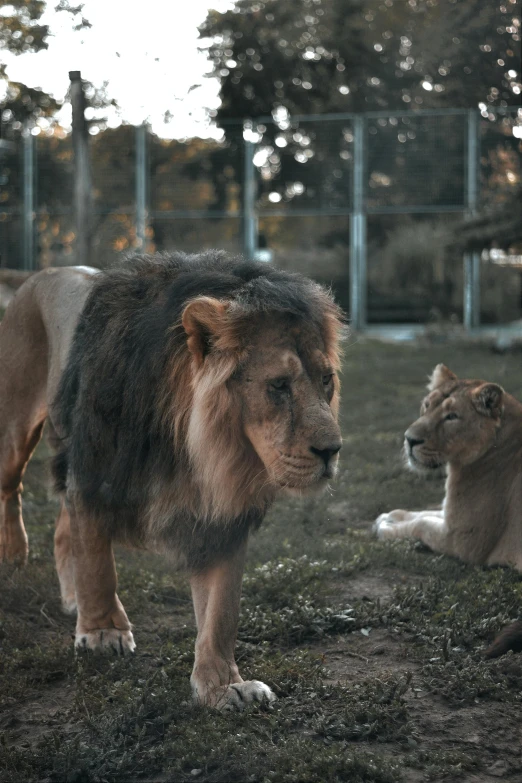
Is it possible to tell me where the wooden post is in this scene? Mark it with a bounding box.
[69,71,92,266]
[22,124,35,270]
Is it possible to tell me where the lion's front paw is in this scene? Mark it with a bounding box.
[374,509,409,538]
[217,680,276,711]
[194,679,276,711]
[75,628,136,655]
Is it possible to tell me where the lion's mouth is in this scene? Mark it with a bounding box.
[278,473,327,487]
[270,452,339,494]
[277,469,333,493]
[407,451,445,473]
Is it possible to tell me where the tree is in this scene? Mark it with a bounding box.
[201,0,521,119]
[200,0,388,118]
[198,0,521,215]
[0,0,90,134]
[0,0,48,56]
[403,0,521,109]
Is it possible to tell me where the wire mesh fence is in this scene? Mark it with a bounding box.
[0,106,520,327]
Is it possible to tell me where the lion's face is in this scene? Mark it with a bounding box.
[405,364,504,473]
[182,296,343,518]
[237,320,342,493]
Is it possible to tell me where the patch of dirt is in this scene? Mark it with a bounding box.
[314,564,522,783]
[1,680,76,749]
[332,567,424,604]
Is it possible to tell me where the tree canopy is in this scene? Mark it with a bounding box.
[0,0,90,132]
[197,0,521,214]
[200,0,521,121]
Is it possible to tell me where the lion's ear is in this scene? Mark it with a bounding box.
[182,297,233,365]
[427,364,457,391]
[471,383,504,419]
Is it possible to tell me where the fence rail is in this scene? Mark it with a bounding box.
[1,105,521,330]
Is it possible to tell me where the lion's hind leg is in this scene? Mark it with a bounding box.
[0,483,28,566]
[54,498,77,614]
[0,279,51,565]
[0,421,45,565]
[67,496,135,654]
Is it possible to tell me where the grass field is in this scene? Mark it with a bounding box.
[1,338,522,783]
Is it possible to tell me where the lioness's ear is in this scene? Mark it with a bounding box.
[427,364,457,391]
[182,297,229,365]
[471,383,504,419]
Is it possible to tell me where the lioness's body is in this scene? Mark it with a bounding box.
[0,254,342,709]
[375,364,522,570]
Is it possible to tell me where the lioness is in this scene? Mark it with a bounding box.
[0,253,343,709]
[374,364,522,570]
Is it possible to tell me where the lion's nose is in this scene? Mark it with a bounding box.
[405,434,424,450]
[310,443,342,466]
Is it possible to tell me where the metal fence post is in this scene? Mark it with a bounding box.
[350,114,367,330]
[69,70,92,267]
[22,124,35,270]
[243,123,257,260]
[136,123,148,250]
[463,108,480,331]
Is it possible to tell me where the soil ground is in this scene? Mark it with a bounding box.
[1,338,522,783]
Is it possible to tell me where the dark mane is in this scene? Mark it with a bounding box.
[52,251,341,561]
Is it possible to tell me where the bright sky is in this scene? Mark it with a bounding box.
[2,0,233,139]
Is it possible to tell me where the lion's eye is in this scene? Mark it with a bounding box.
[445,412,459,421]
[322,373,334,386]
[269,378,290,392]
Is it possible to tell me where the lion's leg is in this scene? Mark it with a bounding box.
[0,485,27,566]
[0,421,45,565]
[0,277,50,566]
[190,539,275,710]
[0,268,94,567]
[375,509,454,554]
[54,498,76,614]
[68,497,135,653]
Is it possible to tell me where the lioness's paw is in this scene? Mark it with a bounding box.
[373,513,393,538]
[218,681,276,712]
[75,628,136,655]
[374,509,409,538]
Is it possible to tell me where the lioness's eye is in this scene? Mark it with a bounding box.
[322,373,334,386]
[445,412,459,421]
[270,378,290,392]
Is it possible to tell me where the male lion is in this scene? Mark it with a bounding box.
[0,252,343,709]
[374,363,522,571]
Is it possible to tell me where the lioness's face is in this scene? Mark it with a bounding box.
[405,366,504,473]
[238,319,342,493]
